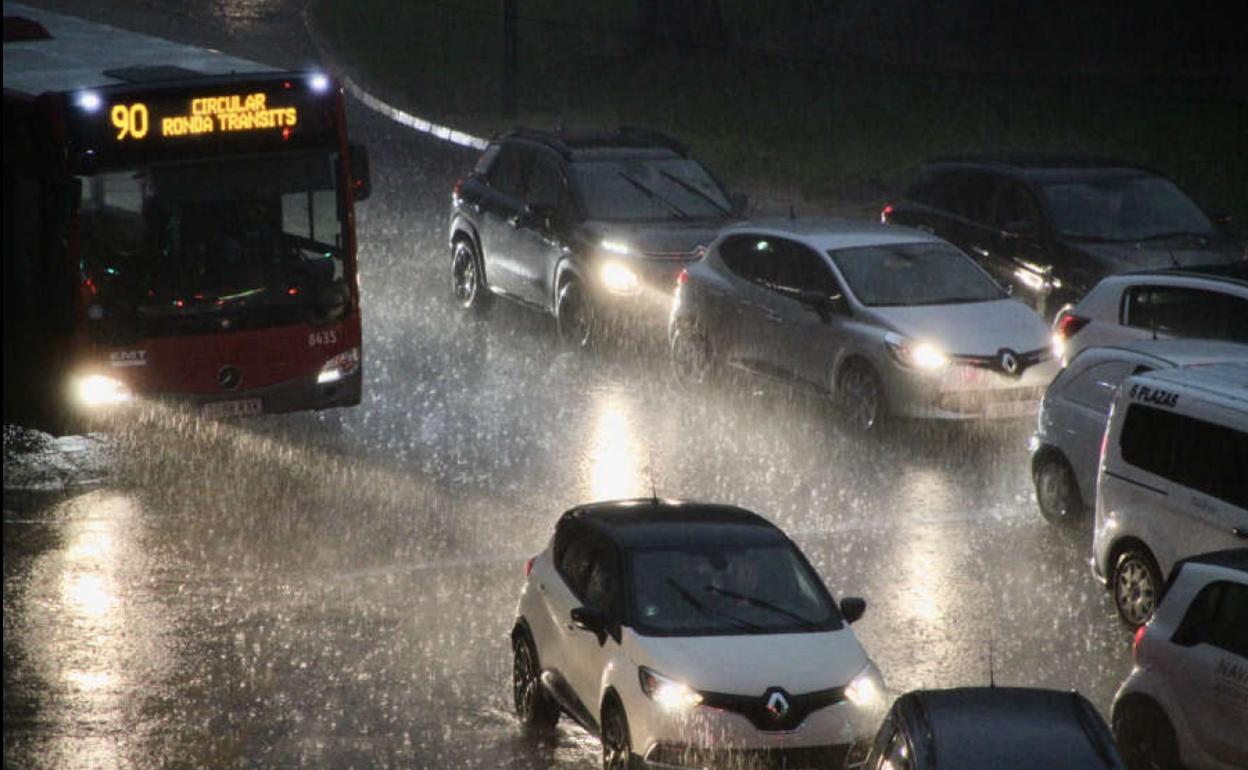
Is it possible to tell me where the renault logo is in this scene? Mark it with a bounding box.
[1000,350,1020,376]
[218,365,241,391]
[765,690,790,721]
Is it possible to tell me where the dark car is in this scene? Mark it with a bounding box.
[882,155,1245,318]
[866,687,1127,770]
[448,127,741,346]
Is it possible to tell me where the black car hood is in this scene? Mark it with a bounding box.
[1059,236,1243,272]
[579,219,723,258]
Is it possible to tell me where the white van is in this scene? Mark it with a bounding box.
[1093,362,1248,626]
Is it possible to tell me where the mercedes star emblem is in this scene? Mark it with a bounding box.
[217,365,241,391]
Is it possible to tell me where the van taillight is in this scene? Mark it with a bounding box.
[453,178,464,197]
[525,556,535,577]
[1054,312,1090,341]
[677,269,689,286]
[1132,624,1147,661]
[880,203,895,224]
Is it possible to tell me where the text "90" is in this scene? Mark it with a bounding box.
[111,103,150,141]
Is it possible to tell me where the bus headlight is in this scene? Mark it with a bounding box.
[600,262,640,296]
[76,374,132,406]
[639,667,702,711]
[317,347,360,384]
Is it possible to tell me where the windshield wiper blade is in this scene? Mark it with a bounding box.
[703,585,820,630]
[665,578,763,633]
[1135,230,1210,243]
[618,171,690,222]
[659,170,732,219]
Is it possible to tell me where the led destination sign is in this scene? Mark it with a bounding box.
[67,75,338,171]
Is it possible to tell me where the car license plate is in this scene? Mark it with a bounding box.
[201,398,263,419]
[984,399,1038,418]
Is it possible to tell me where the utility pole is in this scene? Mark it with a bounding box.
[502,0,517,119]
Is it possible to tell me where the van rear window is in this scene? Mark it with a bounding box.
[1120,404,1248,508]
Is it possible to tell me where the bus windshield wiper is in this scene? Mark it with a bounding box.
[665,578,763,633]
[618,171,690,221]
[659,170,732,218]
[703,585,820,631]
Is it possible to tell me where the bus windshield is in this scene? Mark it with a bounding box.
[78,151,349,340]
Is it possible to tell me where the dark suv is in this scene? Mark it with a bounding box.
[448,127,740,346]
[883,155,1244,318]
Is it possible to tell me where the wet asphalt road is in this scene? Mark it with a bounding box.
[3,2,1138,768]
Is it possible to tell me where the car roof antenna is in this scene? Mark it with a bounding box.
[788,202,796,220]
[988,635,996,688]
[648,447,659,504]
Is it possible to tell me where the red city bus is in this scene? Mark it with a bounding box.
[3,11,369,428]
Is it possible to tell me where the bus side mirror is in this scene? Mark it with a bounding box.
[348,144,371,202]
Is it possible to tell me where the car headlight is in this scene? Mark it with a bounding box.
[317,347,360,384]
[76,374,132,406]
[845,666,882,706]
[884,332,948,370]
[600,261,640,295]
[639,666,702,710]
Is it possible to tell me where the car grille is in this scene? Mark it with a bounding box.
[645,740,869,769]
[951,346,1051,378]
[698,686,845,732]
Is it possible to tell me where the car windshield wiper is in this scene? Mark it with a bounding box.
[1135,230,1211,243]
[617,171,690,222]
[664,578,763,633]
[659,170,732,219]
[703,585,821,631]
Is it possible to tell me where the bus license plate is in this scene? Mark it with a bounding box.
[202,398,263,419]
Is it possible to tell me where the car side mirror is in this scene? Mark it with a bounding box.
[570,606,607,641]
[797,289,847,321]
[729,191,749,217]
[348,144,370,202]
[526,202,559,229]
[840,597,866,624]
[1002,220,1036,239]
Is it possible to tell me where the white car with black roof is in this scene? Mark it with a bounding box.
[510,499,884,769]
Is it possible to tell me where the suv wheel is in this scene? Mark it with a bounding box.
[1113,545,1162,627]
[1033,454,1083,526]
[671,322,712,389]
[1114,697,1180,770]
[512,634,559,732]
[557,278,594,348]
[838,361,886,433]
[601,701,633,770]
[451,238,491,312]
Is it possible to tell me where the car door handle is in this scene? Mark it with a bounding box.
[1234,527,1248,540]
[764,311,782,323]
[507,214,522,228]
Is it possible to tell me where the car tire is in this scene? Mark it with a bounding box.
[451,238,492,312]
[1113,696,1182,770]
[1033,453,1083,526]
[837,361,887,433]
[512,634,559,732]
[1112,545,1163,628]
[670,321,713,390]
[601,700,634,770]
[556,278,594,349]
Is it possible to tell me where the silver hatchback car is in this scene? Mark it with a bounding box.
[669,220,1058,430]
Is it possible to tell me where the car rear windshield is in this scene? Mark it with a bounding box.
[1041,176,1215,242]
[627,544,841,636]
[829,242,1005,306]
[568,156,731,222]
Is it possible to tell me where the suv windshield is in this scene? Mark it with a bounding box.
[1041,176,1215,242]
[568,156,730,222]
[830,242,1006,306]
[78,151,348,341]
[628,544,840,636]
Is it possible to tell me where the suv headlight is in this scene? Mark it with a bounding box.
[318,347,360,384]
[639,666,702,710]
[884,331,948,370]
[600,261,640,295]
